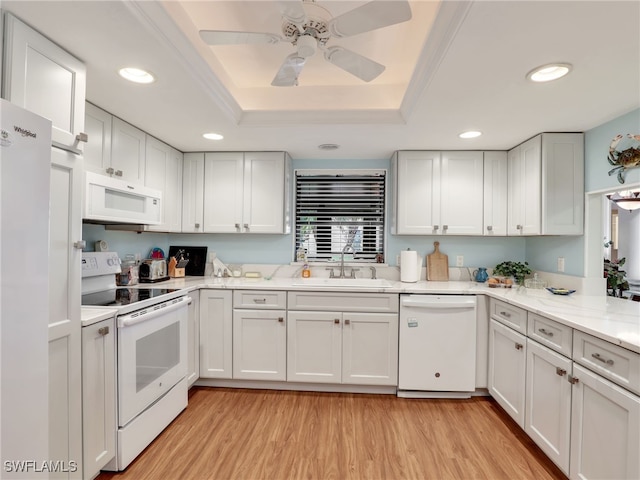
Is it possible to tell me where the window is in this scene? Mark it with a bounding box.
[294,170,386,263]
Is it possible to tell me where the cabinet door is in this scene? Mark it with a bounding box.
[233,310,287,381]
[393,151,440,234]
[145,137,183,232]
[49,147,83,479]
[111,117,145,184]
[243,152,286,233]
[508,136,541,235]
[3,14,86,151]
[488,319,527,427]
[199,290,233,379]
[525,339,572,475]
[440,151,484,235]
[541,133,584,235]
[186,291,200,387]
[82,318,116,478]
[203,152,244,233]
[181,153,204,232]
[483,151,508,236]
[84,103,112,176]
[570,364,640,480]
[342,312,398,386]
[287,311,342,383]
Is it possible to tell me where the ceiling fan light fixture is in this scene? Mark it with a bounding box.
[203,132,224,141]
[608,190,640,211]
[296,35,317,58]
[526,63,572,83]
[459,130,482,139]
[118,67,155,84]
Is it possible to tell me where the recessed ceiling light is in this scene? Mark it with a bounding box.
[459,131,482,139]
[318,144,340,150]
[203,132,224,141]
[526,63,572,83]
[118,67,155,84]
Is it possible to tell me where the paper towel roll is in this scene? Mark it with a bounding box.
[401,250,420,282]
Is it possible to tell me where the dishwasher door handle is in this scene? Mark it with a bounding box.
[401,297,476,309]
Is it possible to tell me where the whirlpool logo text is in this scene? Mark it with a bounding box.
[13,125,37,138]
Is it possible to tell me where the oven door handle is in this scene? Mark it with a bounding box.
[118,296,191,327]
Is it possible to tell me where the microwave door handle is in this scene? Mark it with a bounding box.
[118,296,191,327]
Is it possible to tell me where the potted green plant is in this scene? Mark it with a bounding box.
[604,257,629,298]
[493,261,532,286]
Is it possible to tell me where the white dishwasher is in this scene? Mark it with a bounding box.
[398,294,477,398]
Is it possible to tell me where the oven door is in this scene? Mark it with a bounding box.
[117,296,189,427]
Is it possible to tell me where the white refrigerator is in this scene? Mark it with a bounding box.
[1,98,51,472]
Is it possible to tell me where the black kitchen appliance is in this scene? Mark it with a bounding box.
[168,246,208,276]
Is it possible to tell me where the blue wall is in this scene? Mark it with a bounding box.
[83,109,639,273]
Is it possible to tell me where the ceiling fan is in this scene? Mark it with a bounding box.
[199,0,412,86]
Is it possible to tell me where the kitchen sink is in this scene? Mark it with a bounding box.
[291,278,393,288]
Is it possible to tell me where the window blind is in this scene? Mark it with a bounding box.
[295,171,385,262]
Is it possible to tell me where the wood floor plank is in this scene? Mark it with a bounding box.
[97,387,567,480]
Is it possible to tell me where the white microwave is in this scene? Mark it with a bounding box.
[84,171,162,225]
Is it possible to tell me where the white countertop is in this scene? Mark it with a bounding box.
[81,307,118,327]
[94,276,640,354]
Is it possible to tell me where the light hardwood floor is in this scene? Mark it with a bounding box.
[98,387,567,480]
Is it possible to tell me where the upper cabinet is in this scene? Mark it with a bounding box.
[145,136,183,233]
[391,150,484,235]
[508,133,584,236]
[182,153,205,233]
[2,13,86,153]
[203,151,291,234]
[483,152,508,236]
[84,103,146,184]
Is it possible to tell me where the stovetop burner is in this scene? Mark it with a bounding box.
[82,288,179,307]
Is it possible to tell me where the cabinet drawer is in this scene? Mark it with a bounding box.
[573,330,640,395]
[490,299,527,334]
[288,292,399,313]
[527,313,572,357]
[233,290,286,309]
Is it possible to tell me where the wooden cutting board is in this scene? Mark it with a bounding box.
[427,241,449,281]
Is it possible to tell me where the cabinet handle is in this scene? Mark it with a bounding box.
[487,225,493,231]
[591,352,614,366]
[253,298,267,304]
[443,224,448,230]
[235,223,241,231]
[115,170,123,177]
[278,317,284,323]
[433,225,439,231]
[568,375,579,385]
[195,223,200,229]
[556,367,567,376]
[75,132,89,143]
[244,223,249,230]
[538,328,554,337]
[345,319,351,325]
[73,240,86,250]
[98,326,109,336]
[516,224,523,230]
[515,343,523,350]
[334,318,340,324]
[499,311,511,318]
[106,167,115,175]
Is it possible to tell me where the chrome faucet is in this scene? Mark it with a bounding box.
[339,244,354,278]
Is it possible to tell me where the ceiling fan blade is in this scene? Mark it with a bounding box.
[199,30,283,45]
[324,46,385,82]
[278,1,307,25]
[271,54,306,86]
[329,0,412,38]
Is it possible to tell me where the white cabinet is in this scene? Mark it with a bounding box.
[181,153,205,233]
[203,151,291,233]
[525,339,572,475]
[287,292,398,386]
[84,103,146,184]
[82,318,116,479]
[145,136,183,232]
[508,133,584,236]
[3,14,86,152]
[483,151,508,236]
[111,116,146,184]
[199,290,233,379]
[488,318,527,427]
[186,291,200,387]
[391,150,484,235]
[569,364,640,480]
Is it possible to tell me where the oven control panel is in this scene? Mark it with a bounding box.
[82,251,122,277]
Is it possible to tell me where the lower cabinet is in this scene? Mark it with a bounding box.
[186,291,200,387]
[199,290,233,379]
[287,296,399,386]
[488,318,527,427]
[81,317,116,480]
